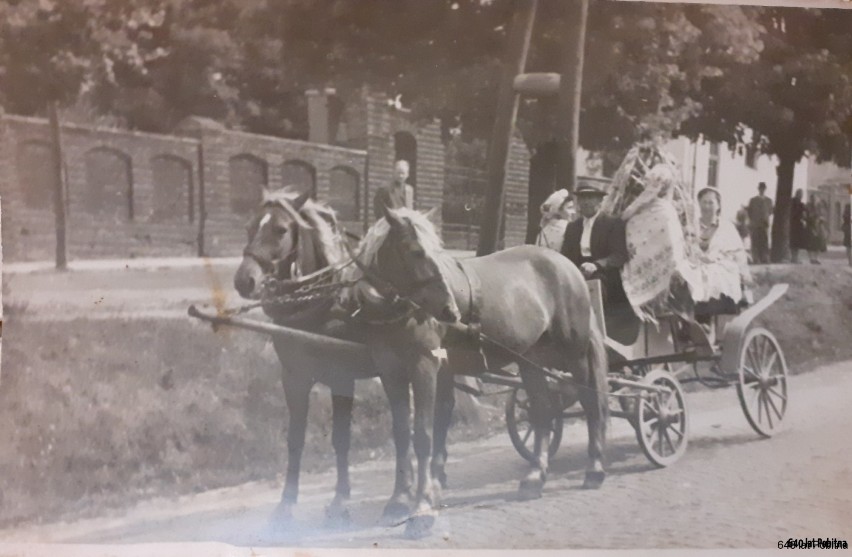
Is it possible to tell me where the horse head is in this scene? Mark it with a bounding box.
[368,204,460,323]
[234,188,345,300]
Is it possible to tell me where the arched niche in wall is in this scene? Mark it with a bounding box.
[16,140,55,210]
[84,147,134,220]
[328,166,360,222]
[229,154,268,216]
[151,154,194,223]
[281,159,317,198]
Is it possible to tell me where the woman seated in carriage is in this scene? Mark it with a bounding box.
[606,146,753,337]
[694,186,754,319]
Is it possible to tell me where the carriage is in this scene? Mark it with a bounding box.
[501,278,789,468]
[186,166,789,536]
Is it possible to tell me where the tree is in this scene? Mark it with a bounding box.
[682,6,852,261]
[518,2,764,241]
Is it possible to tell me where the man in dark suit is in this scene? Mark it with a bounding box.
[560,180,638,344]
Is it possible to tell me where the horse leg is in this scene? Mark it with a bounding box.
[517,363,552,500]
[573,327,609,488]
[406,353,439,538]
[379,370,414,523]
[325,383,354,526]
[271,371,312,527]
[431,365,455,490]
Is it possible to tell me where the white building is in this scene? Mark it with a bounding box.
[661,137,810,222]
[579,137,811,222]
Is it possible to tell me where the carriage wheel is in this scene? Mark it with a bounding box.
[505,387,563,464]
[635,368,688,468]
[736,327,788,437]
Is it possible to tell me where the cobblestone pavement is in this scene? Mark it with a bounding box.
[3,360,851,551]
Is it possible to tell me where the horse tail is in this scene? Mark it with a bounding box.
[587,316,609,432]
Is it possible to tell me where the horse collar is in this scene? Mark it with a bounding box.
[457,259,482,337]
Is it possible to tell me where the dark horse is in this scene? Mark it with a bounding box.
[233,188,366,526]
[344,204,609,524]
[233,190,457,534]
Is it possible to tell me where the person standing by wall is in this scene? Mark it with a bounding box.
[373,159,414,220]
[790,189,808,263]
[746,182,773,264]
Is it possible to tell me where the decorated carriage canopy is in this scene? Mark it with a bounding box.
[597,144,753,323]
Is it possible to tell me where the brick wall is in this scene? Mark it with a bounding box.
[1,115,201,261]
[183,126,368,256]
[0,115,369,261]
[357,93,446,232]
[0,92,531,262]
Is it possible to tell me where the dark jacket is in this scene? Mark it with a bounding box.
[560,213,629,306]
[373,184,405,221]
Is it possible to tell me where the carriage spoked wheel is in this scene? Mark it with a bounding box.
[505,387,564,463]
[635,368,688,468]
[736,327,788,437]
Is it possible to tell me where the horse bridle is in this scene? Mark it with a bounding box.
[242,223,300,280]
[344,238,445,309]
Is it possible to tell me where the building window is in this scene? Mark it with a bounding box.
[85,147,134,220]
[281,160,316,198]
[328,166,360,222]
[151,155,194,223]
[229,154,268,216]
[17,141,55,210]
[707,142,719,187]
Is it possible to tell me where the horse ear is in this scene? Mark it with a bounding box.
[292,191,311,211]
[423,206,440,222]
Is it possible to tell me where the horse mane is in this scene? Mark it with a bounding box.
[300,200,346,265]
[341,207,456,286]
[263,187,347,266]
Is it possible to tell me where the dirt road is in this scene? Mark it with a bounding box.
[2,359,850,551]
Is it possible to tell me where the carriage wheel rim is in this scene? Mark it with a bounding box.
[505,388,563,463]
[635,368,688,467]
[738,328,788,437]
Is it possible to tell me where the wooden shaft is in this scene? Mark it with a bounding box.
[187,305,374,377]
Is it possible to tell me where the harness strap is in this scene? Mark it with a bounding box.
[457,259,482,342]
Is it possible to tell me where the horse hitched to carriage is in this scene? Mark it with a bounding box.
[188,144,789,537]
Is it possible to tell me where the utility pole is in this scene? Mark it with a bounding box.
[477,0,538,256]
[48,102,68,270]
[555,0,589,194]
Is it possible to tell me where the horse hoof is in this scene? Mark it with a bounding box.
[324,504,351,528]
[583,470,606,489]
[518,477,544,501]
[405,511,437,539]
[265,503,298,536]
[381,501,410,525]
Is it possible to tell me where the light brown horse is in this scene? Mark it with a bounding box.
[345,205,609,515]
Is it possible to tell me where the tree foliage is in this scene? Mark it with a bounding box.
[681,6,852,260]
